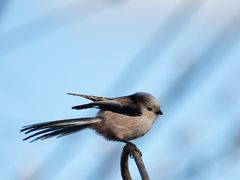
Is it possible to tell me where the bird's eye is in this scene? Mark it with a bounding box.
[147,107,152,111]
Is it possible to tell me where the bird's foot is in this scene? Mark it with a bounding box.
[124,142,142,158]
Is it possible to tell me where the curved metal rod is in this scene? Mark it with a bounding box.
[121,143,149,180]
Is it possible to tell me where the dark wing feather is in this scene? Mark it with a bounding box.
[72,101,122,111]
[72,99,142,116]
[67,93,111,101]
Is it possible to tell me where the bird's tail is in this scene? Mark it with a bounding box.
[21,117,101,142]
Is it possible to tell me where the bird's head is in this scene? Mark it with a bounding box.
[133,92,163,116]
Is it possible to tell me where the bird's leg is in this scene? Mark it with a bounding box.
[123,141,142,157]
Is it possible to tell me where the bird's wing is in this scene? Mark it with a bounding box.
[67,93,111,101]
[72,99,142,116]
[72,101,122,111]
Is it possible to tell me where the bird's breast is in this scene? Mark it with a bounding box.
[96,111,157,141]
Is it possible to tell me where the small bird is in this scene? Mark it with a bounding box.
[21,92,163,145]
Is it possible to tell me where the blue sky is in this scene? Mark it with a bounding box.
[1,0,240,180]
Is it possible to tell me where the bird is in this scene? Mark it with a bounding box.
[21,92,163,146]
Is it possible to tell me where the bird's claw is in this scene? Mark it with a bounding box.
[124,142,142,158]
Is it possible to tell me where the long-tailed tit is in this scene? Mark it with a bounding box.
[21,92,163,145]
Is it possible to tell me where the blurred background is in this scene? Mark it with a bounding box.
[1,0,240,179]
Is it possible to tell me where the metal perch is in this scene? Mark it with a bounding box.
[120,143,149,180]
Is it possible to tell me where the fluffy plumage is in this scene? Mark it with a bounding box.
[21,92,162,143]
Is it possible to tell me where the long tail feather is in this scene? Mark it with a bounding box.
[21,117,101,142]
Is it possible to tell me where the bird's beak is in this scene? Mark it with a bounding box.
[157,109,163,115]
